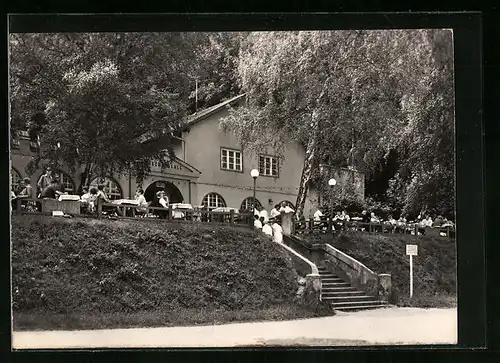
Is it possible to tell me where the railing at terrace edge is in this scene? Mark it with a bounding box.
[11,197,255,228]
[294,218,456,238]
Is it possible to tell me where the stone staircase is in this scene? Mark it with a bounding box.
[318,266,389,311]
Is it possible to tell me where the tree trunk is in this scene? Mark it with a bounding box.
[295,110,321,218]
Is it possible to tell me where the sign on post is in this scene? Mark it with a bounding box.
[406,244,418,298]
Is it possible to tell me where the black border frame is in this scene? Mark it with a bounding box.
[3,11,486,360]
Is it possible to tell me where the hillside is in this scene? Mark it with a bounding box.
[304,232,457,307]
[12,215,326,331]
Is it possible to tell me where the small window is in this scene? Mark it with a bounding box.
[90,176,123,200]
[221,148,242,172]
[202,193,226,210]
[258,155,279,177]
[240,197,262,212]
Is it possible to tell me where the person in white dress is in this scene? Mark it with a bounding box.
[270,205,281,219]
[254,215,263,229]
[271,219,283,243]
[259,208,269,224]
[262,220,273,237]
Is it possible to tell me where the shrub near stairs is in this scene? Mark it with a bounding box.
[305,232,457,307]
[13,215,331,330]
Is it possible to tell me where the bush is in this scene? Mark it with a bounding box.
[304,232,457,307]
[11,215,327,330]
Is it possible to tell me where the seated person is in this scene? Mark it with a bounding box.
[135,188,149,215]
[432,215,444,227]
[17,177,33,199]
[262,219,273,237]
[370,212,380,223]
[95,184,119,216]
[85,187,98,213]
[361,210,371,224]
[341,210,350,222]
[40,179,64,199]
[254,214,263,229]
[313,208,324,222]
[152,190,169,219]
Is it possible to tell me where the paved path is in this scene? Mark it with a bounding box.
[12,307,457,349]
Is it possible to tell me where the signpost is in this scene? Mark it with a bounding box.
[406,244,418,298]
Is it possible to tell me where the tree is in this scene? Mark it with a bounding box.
[10,32,199,189]
[221,30,441,217]
[186,32,247,112]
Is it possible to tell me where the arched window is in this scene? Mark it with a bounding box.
[202,193,226,210]
[90,176,123,200]
[240,197,262,212]
[278,200,296,209]
[11,168,22,193]
[54,170,76,194]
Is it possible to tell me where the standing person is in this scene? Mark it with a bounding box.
[262,219,273,237]
[270,204,281,219]
[271,218,283,243]
[37,166,54,197]
[254,214,263,229]
[259,208,269,224]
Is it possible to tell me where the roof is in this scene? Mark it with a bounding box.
[132,94,246,145]
[186,93,246,127]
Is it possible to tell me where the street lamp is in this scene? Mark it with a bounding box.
[250,169,259,210]
[328,178,337,221]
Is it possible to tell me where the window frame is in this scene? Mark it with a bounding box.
[240,197,262,212]
[258,154,280,178]
[220,147,243,173]
[202,192,227,210]
[90,176,123,200]
[54,169,76,195]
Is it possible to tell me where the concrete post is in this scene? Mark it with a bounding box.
[377,273,392,302]
[282,212,294,236]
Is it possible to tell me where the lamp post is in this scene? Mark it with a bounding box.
[328,178,337,222]
[250,169,259,210]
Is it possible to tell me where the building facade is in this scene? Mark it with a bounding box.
[10,94,365,218]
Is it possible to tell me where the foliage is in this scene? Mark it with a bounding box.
[187,32,247,112]
[9,33,199,187]
[305,231,457,308]
[220,30,455,218]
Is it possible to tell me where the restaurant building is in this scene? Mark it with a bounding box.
[10,94,365,217]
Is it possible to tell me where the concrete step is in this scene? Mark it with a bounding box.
[318,273,339,278]
[334,304,390,312]
[324,295,376,302]
[321,282,351,288]
[320,277,345,283]
[321,291,366,297]
[321,286,357,292]
[330,300,386,308]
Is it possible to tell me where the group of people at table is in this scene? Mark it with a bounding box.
[309,207,455,235]
[253,202,295,243]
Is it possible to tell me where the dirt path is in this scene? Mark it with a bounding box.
[12,307,457,349]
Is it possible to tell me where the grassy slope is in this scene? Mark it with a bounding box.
[12,215,324,331]
[305,232,457,307]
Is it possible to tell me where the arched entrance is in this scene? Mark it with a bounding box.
[144,180,184,204]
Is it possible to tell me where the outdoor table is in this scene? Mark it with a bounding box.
[42,197,81,215]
